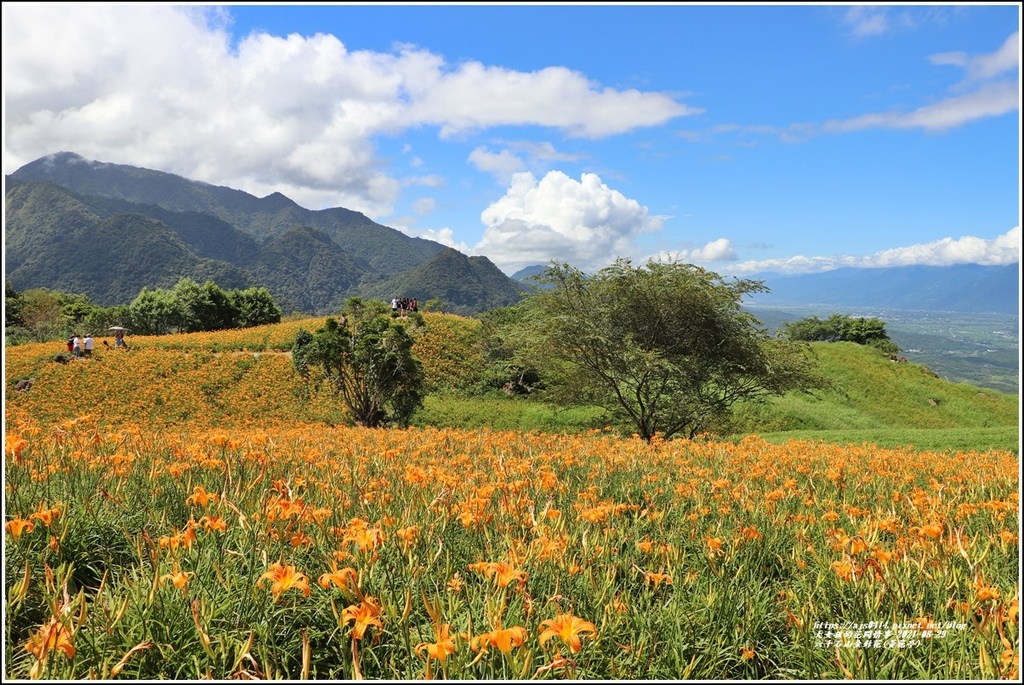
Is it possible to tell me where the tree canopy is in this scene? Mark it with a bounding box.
[513,259,824,441]
[780,313,900,354]
[292,298,425,428]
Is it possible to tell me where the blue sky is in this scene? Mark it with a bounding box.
[3,3,1020,277]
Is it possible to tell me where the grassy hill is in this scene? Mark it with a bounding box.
[4,315,1018,453]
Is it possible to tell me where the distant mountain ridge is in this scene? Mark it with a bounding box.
[510,261,1020,315]
[5,152,525,315]
[748,264,1020,315]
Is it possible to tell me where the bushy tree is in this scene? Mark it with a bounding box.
[5,281,24,329]
[129,287,180,335]
[172,278,237,333]
[515,259,824,441]
[781,314,900,354]
[292,298,424,427]
[18,288,69,343]
[476,305,543,395]
[231,287,282,328]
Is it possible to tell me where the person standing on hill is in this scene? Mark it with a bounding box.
[72,334,82,358]
[83,333,94,358]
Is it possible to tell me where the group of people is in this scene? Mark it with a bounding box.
[67,333,94,358]
[391,296,419,317]
[65,329,129,358]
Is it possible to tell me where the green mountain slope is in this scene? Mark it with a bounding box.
[5,182,256,303]
[6,152,524,315]
[249,225,367,314]
[362,248,527,314]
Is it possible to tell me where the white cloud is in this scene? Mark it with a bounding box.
[648,238,738,265]
[843,6,891,38]
[821,80,1019,133]
[467,147,527,185]
[412,197,436,216]
[468,141,587,185]
[726,227,1020,276]
[473,171,665,273]
[965,30,1020,81]
[697,30,1019,143]
[2,4,695,217]
[396,225,470,253]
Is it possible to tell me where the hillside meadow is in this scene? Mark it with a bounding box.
[3,314,1020,679]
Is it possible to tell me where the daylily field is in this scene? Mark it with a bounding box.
[3,319,1020,680]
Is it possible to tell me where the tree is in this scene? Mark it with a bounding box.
[781,314,900,354]
[476,305,543,395]
[292,298,425,428]
[231,287,282,328]
[172,278,237,333]
[5,281,24,329]
[515,259,824,441]
[19,288,69,343]
[129,287,180,335]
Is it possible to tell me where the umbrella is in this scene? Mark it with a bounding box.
[108,326,128,331]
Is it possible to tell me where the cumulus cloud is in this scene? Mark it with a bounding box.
[726,227,1020,276]
[2,4,695,217]
[648,238,739,265]
[467,147,527,185]
[468,141,586,185]
[397,226,470,253]
[473,171,666,273]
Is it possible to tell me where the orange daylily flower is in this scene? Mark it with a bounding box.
[447,573,465,593]
[487,561,529,589]
[974,577,1001,603]
[342,597,384,641]
[830,559,855,582]
[25,617,75,661]
[538,613,597,654]
[161,569,194,592]
[415,623,456,662]
[186,486,218,508]
[258,562,310,599]
[643,570,673,587]
[198,515,228,533]
[30,504,61,527]
[159,522,197,552]
[607,595,628,614]
[318,565,358,591]
[6,436,29,461]
[705,536,724,555]
[470,626,528,654]
[5,517,35,539]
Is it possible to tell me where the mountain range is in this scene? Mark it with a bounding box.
[4,152,1019,318]
[747,263,1020,315]
[4,152,525,315]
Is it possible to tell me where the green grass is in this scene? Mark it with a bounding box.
[412,393,608,433]
[728,342,1018,433]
